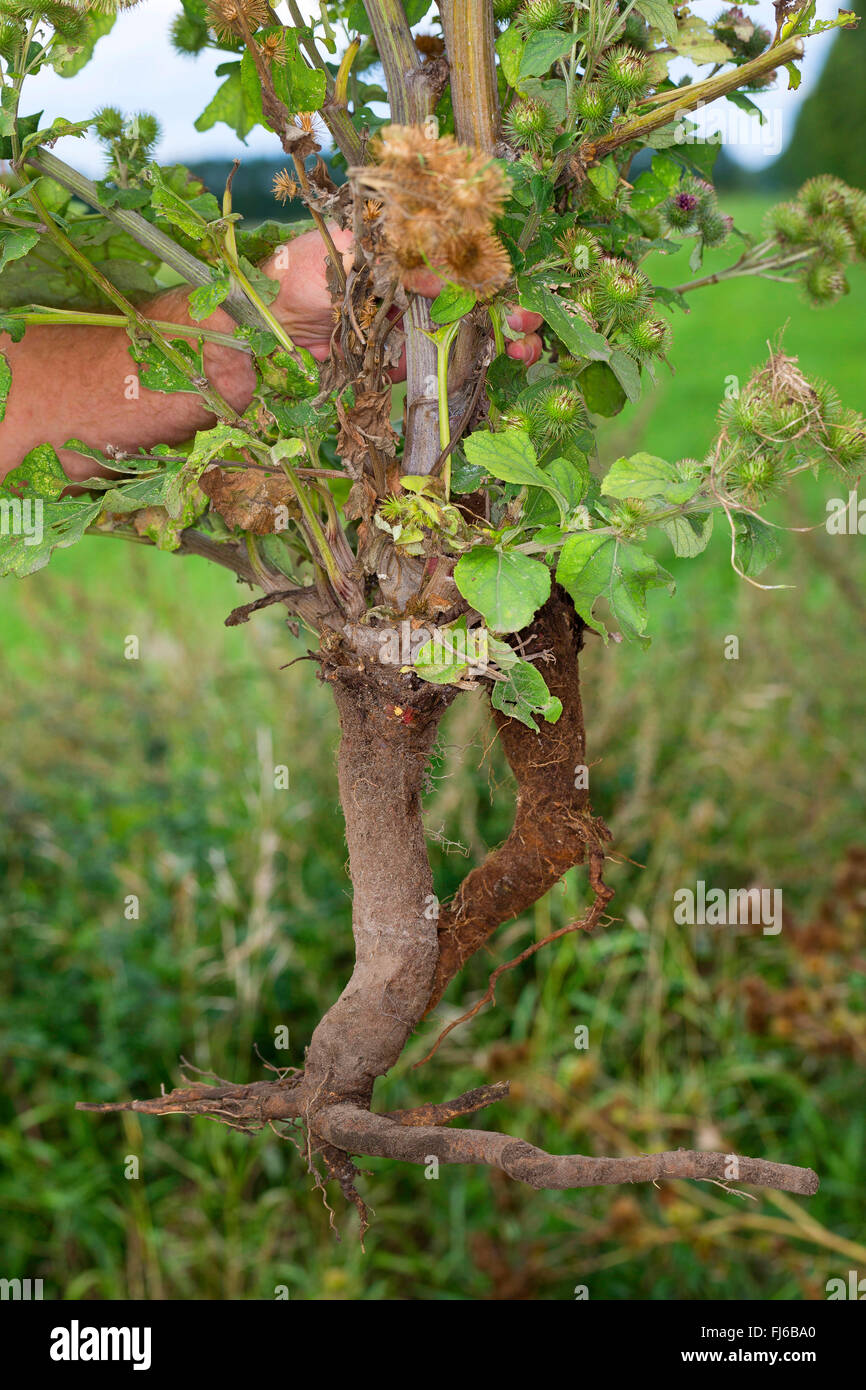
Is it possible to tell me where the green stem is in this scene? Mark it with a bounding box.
[670,247,814,296]
[6,308,250,352]
[513,495,724,554]
[283,0,364,162]
[222,247,299,358]
[279,455,344,592]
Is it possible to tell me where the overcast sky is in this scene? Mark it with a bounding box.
[23,0,842,174]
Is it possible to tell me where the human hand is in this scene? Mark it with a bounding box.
[260,226,544,369]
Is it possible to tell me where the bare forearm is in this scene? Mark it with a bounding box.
[0,287,255,483]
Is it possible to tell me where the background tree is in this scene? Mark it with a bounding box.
[1,0,863,1235]
[774,0,866,189]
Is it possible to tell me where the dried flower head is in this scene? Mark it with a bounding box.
[206,0,269,43]
[272,169,299,204]
[438,230,512,297]
[359,296,379,331]
[351,125,512,297]
[259,29,287,65]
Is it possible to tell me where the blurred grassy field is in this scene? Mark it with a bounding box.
[1,194,864,1300]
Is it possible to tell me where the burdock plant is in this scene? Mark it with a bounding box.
[0,0,863,1235]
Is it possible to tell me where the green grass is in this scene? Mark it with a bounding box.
[1,194,864,1300]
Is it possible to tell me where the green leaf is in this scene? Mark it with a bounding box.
[414,615,476,684]
[129,339,203,395]
[496,27,525,87]
[51,12,116,77]
[520,28,577,78]
[800,8,858,36]
[257,533,298,579]
[0,496,101,578]
[62,440,160,476]
[96,181,154,210]
[430,283,477,324]
[545,455,589,510]
[188,424,254,468]
[631,171,670,213]
[100,472,179,514]
[189,272,232,322]
[265,30,328,112]
[454,545,551,633]
[636,0,678,45]
[579,361,627,418]
[450,453,488,494]
[661,510,713,558]
[2,443,68,501]
[631,153,681,211]
[0,227,41,274]
[148,165,211,241]
[587,157,619,202]
[21,116,92,157]
[0,89,17,138]
[238,255,280,306]
[520,77,567,123]
[601,452,699,504]
[491,658,563,731]
[725,91,766,122]
[208,36,326,135]
[609,349,642,404]
[516,278,610,361]
[556,533,674,645]
[463,429,571,518]
[0,314,26,343]
[523,455,588,527]
[464,428,542,489]
[733,513,780,577]
[0,110,41,162]
[675,15,733,63]
[0,351,10,424]
[195,62,264,141]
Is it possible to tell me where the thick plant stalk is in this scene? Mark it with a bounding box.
[433,1,501,455]
[438,0,500,150]
[301,659,456,1105]
[363,0,441,476]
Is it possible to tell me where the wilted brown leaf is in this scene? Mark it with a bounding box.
[199,467,300,535]
[336,387,398,469]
